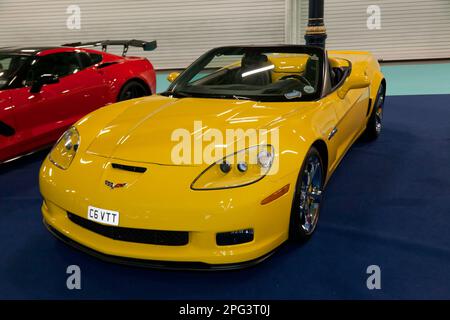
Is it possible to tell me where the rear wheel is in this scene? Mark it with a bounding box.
[289,147,325,242]
[118,81,149,101]
[363,83,385,141]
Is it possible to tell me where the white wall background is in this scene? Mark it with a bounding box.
[298,0,450,61]
[0,0,449,69]
[0,0,286,69]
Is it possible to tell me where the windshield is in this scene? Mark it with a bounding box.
[0,54,30,89]
[165,46,325,102]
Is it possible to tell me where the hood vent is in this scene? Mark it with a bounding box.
[111,163,147,173]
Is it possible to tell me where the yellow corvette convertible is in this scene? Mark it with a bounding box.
[39,45,385,269]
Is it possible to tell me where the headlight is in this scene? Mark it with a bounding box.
[191,145,274,190]
[49,126,80,170]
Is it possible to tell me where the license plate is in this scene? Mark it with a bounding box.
[87,206,119,226]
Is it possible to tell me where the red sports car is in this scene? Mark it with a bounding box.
[0,40,156,163]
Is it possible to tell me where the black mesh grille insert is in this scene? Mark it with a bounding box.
[67,212,188,246]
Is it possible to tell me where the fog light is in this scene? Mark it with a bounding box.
[216,228,254,246]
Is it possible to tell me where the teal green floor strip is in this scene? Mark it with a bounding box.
[156,73,171,93]
[156,62,450,96]
[381,62,450,96]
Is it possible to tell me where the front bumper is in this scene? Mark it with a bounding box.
[44,220,277,270]
[40,154,295,267]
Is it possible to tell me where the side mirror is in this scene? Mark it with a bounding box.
[337,70,370,99]
[167,72,180,83]
[30,74,59,93]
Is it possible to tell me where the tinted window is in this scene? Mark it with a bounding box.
[79,52,103,68]
[90,53,103,65]
[0,54,30,89]
[78,52,92,68]
[25,52,82,85]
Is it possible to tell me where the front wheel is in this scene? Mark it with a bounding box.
[118,81,149,101]
[289,147,325,242]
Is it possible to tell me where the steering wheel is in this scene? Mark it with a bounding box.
[280,75,312,87]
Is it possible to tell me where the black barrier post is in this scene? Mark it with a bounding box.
[305,0,327,48]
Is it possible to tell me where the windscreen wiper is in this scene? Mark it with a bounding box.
[232,95,252,100]
[161,90,191,98]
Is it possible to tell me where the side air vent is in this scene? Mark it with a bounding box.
[366,98,373,116]
[112,163,147,173]
[0,122,15,137]
[97,61,119,69]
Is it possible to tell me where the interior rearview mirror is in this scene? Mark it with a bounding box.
[30,74,59,93]
[337,70,370,99]
[167,72,180,83]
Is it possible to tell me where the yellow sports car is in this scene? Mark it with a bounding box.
[39,45,385,269]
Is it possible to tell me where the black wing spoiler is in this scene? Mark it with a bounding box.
[62,39,157,56]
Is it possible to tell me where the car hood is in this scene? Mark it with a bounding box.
[86,96,301,165]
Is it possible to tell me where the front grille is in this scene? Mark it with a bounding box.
[67,212,188,246]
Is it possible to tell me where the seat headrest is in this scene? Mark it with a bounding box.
[241,53,269,68]
[305,57,317,72]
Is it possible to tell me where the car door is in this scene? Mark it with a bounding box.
[328,62,370,159]
[323,66,370,173]
[0,53,30,161]
[10,51,109,150]
[0,90,18,162]
[332,88,370,150]
[76,51,111,112]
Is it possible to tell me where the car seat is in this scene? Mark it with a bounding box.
[235,53,272,86]
[303,56,319,86]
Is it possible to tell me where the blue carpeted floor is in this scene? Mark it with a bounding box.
[0,94,450,299]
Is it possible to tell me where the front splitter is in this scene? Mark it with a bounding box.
[44,220,278,271]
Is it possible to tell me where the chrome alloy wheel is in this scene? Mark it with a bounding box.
[298,154,323,235]
[375,93,384,135]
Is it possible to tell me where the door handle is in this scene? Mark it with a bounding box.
[328,127,338,140]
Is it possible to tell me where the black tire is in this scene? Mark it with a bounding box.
[363,82,386,141]
[289,146,325,242]
[117,80,150,101]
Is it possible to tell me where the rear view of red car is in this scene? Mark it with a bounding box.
[0,40,156,163]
